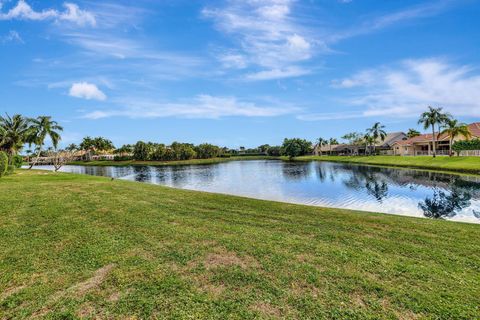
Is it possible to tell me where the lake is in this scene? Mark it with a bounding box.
[29,160,480,223]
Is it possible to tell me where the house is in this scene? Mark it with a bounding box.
[392,122,480,156]
[313,132,407,156]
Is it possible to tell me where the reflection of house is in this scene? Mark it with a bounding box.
[393,122,480,156]
[313,132,407,156]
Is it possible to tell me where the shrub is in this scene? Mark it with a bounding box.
[114,155,134,161]
[0,151,8,177]
[267,146,282,156]
[12,155,23,168]
[452,139,480,152]
[6,165,15,175]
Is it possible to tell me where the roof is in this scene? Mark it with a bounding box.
[393,122,480,146]
[377,132,407,147]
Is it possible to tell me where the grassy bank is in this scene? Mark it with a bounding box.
[68,155,279,167]
[296,155,480,175]
[1,170,479,319]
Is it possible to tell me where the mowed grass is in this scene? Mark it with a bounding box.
[1,170,479,319]
[296,155,480,175]
[68,156,279,167]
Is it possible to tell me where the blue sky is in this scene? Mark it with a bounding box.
[1,0,480,148]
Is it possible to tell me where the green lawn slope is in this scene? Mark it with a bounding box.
[1,170,479,319]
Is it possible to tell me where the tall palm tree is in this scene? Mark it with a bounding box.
[366,122,387,154]
[440,119,471,156]
[28,116,63,168]
[363,134,375,155]
[328,138,339,155]
[418,106,451,157]
[316,138,327,156]
[0,114,31,159]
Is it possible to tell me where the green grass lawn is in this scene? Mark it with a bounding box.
[296,155,480,175]
[1,170,479,319]
[67,155,279,167]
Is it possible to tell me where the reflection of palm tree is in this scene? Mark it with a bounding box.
[365,181,388,202]
[419,186,472,219]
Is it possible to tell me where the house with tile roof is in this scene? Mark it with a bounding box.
[314,132,407,156]
[392,122,480,156]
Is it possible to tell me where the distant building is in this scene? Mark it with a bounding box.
[314,132,407,156]
[393,122,480,156]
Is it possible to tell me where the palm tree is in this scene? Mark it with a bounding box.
[328,138,339,155]
[440,119,471,156]
[66,143,79,152]
[363,134,376,155]
[316,138,327,156]
[407,129,421,138]
[418,106,451,157]
[28,116,63,168]
[0,114,31,159]
[366,122,387,154]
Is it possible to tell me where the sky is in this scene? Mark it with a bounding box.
[1,0,480,148]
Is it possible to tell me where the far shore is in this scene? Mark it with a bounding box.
[64,154,480,175]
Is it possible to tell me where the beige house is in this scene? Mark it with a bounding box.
[392,122,480,156]
[314,132,407,156]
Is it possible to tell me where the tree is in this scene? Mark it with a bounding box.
[0,114,31,159]
[0,151,8,177]
[195,143,221,159]
[28,116,63,168]
[316,138,327,156]
[407,129,421,138]
[418,106,451,157]
[266,146,282,156]
[49,150,75,172]
[66,143,78,152]
[257,144,270,154]
[281,138,312,159]
[133,141,151,161]
[363,134,376,155]
[341,132,363,145]
[80,136,115,160]
[440,119,471,156]
[328,138,339,155]
[366,122,387,154]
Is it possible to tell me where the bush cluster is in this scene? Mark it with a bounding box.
[12,155,23,168]
[452,139,480,152]
[132,141,222,161]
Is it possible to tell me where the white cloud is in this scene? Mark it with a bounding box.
[1,30,23,44]
[83,95,298,119]
[69,82,106,101]
[0,0,95,26]
[303,58,480,121]
[329,0,454,42]
[245,66,310,81]
[58,3,96,27]
[203,0,317,80]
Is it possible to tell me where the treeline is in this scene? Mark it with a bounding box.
[70,137,313,161]
[130,142,223,161]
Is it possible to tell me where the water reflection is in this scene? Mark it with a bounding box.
[28,161,480,223]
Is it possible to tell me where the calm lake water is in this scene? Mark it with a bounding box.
[30,160,480,223]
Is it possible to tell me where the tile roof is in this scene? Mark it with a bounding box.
[393,122,480,146]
